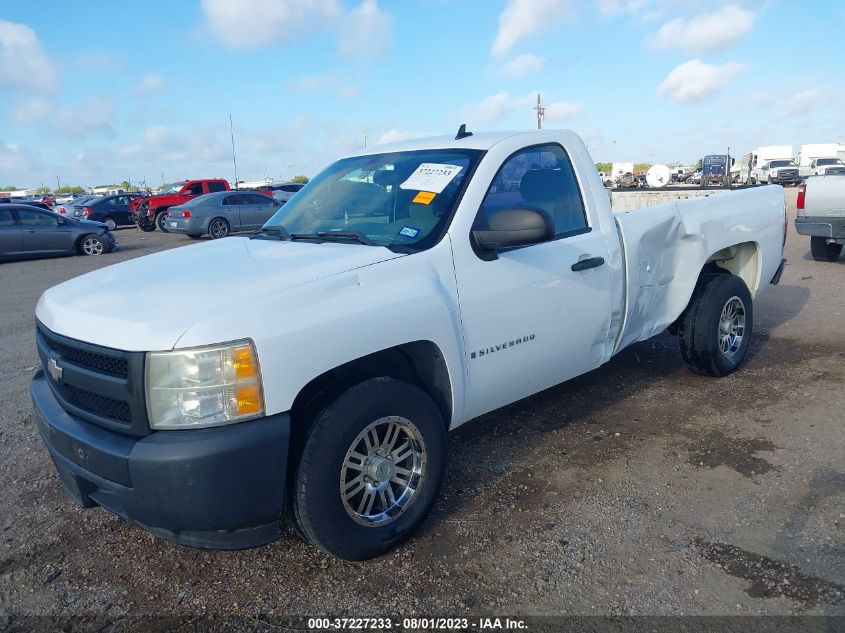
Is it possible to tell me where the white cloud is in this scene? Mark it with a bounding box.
[651,6,755,53]
[544,100,585,121]
[500,54,545,78]
[492,0,576,57]
[132,74,165,95]
[657,59,744,102]
[0,20,56,93]
[778,89,821,119]
[597,0,648,17]
[340,0,393,58]
[200,0,341,48]
[11,96,116,138]
[376,130,415,145]
[467,91,582,126]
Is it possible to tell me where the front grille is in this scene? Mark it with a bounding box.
[48,339,128,377]
[59,383,131,422]
[36,323,149,436]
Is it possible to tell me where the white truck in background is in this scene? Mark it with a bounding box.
[795,176,845,261]
[739,145,793,185]
[31,128,787,560]
[797,144,845,177]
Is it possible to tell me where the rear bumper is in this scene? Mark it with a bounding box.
[31,370,291,549]
[166,217,208,235]
[795,216,845,239]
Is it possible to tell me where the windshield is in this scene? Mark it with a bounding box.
[769,160,795,167]
[817,158,843,166]
[159,181,186,195]
[262,149,483,251]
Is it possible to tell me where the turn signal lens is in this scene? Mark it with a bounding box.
[236,385,262,415]
[233,345,257,380]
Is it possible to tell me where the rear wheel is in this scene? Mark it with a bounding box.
[79,235,106,256]
[155,211,170,233]
[679,273,753,377]
[810,236,843,262]
[208,217,230,239]
[103,217,117,231]
[292,377,448,560]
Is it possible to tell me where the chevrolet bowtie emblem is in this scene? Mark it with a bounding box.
[47,357,63,382]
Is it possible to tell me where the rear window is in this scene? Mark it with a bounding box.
[207,181,227,193]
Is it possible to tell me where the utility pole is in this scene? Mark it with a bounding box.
[363,134,368,149]
[229,114,239,189]
[534,94,545,130]
[56,176,60,191]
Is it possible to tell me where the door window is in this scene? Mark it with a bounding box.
[207,181,227,193]
[223,194,246,205]
[248,194,270,204]
[185,182,204,195]
[478,144,588,239]
[0,209,15,225]
[17,209,59,226]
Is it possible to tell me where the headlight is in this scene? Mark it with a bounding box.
[146,339,264,430]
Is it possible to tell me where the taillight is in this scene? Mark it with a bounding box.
[83,207,92,216]
[59,207,66,214]
[796,184,806,214]
[182,210,191,218]
[167,211,172,217]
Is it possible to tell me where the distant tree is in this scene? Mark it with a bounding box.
[634,163,652,173]
[291,175,310,184]
[120,180,131,190]
[35,186,52,194]
[595,162,612,173]
[1,185,18,191]
[55,185,86,195]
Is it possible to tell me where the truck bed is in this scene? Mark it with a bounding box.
[611,185,786,354]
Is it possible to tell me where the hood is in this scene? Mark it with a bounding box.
[36,237,404,351]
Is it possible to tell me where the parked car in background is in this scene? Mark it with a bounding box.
[0,204,116,260]
[131,179,231,232]
[794,176,845,262]
[759,159,801,186]
[73,193,142,230]
[797,143,845,175]
[258,182,306,204]
[166,190,280,239]
[54,193,80,204]
[1,199,54,211]
[56,195,99,217]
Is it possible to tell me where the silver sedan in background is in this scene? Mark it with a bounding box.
[166,191,281,239]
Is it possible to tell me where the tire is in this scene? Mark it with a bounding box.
[810,236,843,262]
[155,211,170,233]
[208,217,230,239]
[292,377,448,560]
[103,217,117,231]
[679,273,753,377]
[78,234,107,256]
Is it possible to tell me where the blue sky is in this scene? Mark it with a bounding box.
[1,0,843,188]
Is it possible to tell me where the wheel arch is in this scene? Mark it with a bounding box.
[289,340,453,434]
[702,240,760,294]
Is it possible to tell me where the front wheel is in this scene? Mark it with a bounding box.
[679,273,753,377]
[292,377,448,560]
[79,235,107,256]
[810,236,843,262]
[208,217,230,239]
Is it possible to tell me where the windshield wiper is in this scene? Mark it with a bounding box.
[250,226,290,240]
[290,230,375,246]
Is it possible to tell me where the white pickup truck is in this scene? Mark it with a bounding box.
[795,176,845,261]
[32,129,787,560]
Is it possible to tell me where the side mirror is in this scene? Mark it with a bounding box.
[472,207,554,252]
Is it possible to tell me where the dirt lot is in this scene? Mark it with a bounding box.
[1,190,843,626]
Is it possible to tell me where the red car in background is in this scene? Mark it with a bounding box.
[130,179,230,232]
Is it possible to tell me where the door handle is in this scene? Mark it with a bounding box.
[571,256,605,271]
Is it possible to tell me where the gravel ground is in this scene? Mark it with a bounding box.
[0,191,843,626]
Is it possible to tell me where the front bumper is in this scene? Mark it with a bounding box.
[31,370,291,549]
[795,216,845,240]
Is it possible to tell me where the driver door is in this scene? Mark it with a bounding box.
[452,144,613,420]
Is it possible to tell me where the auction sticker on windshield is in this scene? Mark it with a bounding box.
[400,163,463,194]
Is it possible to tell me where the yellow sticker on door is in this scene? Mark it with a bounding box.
[412,191,436,205]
